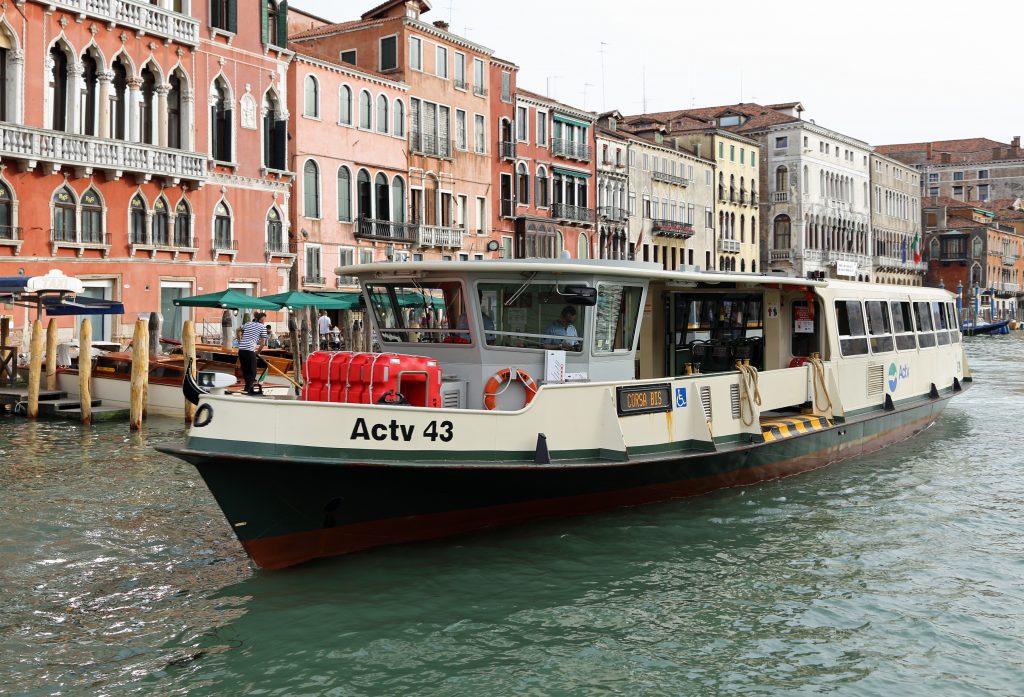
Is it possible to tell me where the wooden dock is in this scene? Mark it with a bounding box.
[0,386,131,421]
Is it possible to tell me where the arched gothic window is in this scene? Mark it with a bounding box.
[152,197,169,245]
[129,194,147,245]
[80,188,102,243]
[174,200,192,247]
[303,159,320,218]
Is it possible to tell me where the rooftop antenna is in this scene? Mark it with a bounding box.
[599,42,608,111]
[444,0,454,24]
[642,65,647,113]
[739,72,743,104]
[583,82,594,110]
[546,75,561,99]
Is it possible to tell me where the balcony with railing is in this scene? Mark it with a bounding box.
[51,229,111,257]
[0,122,206,184]
[651,219,694,239]
[416,225,464,248]
[651,171,689,187]
[997,281,1021,294]
[750,191,758,206]
[454,78,467,90]
[598,206,628,222]
[729,187,736,203]
[303,275,326,287]
[265,240,296,262]
[336,275,359,288]
[551,138,592,162]
[47,0,200,45]
[499,140,516,160]
[356,218,416,243]
[212,239,238,259]
[771,191,790,203]
[551,202,595,224]
[769,248,793,263]
[473,83,487,97]
[717,238,741,253]
[0,226,23,254]
[1003,253,1017,266]
[875,255,928,272]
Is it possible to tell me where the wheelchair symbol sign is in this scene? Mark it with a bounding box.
[675,387,687,408]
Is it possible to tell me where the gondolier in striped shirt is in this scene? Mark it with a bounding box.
[237,311,267,395]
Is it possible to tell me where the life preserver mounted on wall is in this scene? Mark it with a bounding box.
[483,368,538,411]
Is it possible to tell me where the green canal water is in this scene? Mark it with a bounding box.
[2,337,1023,696]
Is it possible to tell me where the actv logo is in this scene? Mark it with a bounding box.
[887,363,909,392]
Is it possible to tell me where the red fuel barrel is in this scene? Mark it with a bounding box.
[302,351,333,401]
[326,351,355,402]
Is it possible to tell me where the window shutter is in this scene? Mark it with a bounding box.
[277,1,288,47]
[211,0,221,28]
[227,0,237,33]
[260,0,268,44]
[224,108,233,161]
[423,102,435,154]
[438,106,449,157]
[273,119,287,169]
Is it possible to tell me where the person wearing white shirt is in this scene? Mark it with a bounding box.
[317,310,332,349]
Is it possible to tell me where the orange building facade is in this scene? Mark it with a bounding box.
[0,0,292,344]
[287,49,408,292]
[512,89,597,259]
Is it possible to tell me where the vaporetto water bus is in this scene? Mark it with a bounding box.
[158,260,972,569]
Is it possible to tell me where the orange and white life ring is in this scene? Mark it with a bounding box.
[483,368,538,410]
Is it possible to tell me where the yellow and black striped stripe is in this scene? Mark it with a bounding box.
[760,415,832,442]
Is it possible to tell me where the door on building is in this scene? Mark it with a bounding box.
[76,281,113,342]
[160,282,192,341]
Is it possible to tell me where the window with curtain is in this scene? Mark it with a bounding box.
[359,90,371,129]
[214,201,231,248]
[152,197,169,245]
[129,194,146,245]
[376,94,388,133]
[393,99,404,137]
[80,188,102,243]
[304,75,319,117]
[337,166,352,221]
[339,85,352,125]
[174,200,191,246]
[303,160,320,218]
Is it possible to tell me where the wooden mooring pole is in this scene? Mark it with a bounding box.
[129,319,148,431]
[182,320,196,423]
[27,319,42,419]
[45,319,58,391]
[78,318,92,425]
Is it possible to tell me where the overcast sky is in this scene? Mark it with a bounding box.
[296,0,1020,147]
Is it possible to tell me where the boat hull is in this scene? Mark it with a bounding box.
[160,392,954,569]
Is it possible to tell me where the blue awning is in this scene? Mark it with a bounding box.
[0,276,29,294]
[43,296,125,316]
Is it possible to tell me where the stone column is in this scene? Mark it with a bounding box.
[10,49,23,125]
[97,70,113,139]
[127,77,143,142]
[156,83,170,148]
[181,88,194,151]
[68,61,84,134]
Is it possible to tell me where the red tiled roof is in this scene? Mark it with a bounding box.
[291,17,385,41]
[289,44,396,82]
[625,102,800,136]
[877,137,1023,164]
[517,88,594,118]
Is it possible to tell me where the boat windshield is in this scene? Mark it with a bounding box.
[365,281,467,344]
[476,281,587,351]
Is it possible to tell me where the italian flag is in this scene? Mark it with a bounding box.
[912,231,921,263]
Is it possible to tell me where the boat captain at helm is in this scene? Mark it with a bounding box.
[543,306,581,351]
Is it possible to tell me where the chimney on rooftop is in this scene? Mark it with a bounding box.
[926,142,933,159]
[993,147,1002,159]
[1013,136,1021,149]
[433,20,449,30]
[941,152,951,164]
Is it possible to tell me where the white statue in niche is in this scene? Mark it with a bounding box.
[240,93,257,130]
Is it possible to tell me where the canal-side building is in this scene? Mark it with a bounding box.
[512,89,596,259]
[287,48,409,293]
[877,137,1024,203]
[619,123,715,272]
[289,0,500,268]
[922,197,1024,319]
[869,152,925,286]
[629,102,873,281]
[594,111,631,260]
[490,56,518,260]
[0,0,292,344]
[662,123,761,273]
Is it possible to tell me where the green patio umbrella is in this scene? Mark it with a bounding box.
[173,289,280,310]
[260,290,356,309]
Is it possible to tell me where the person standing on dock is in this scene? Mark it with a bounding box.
[238,311,267,395]
[318,310,332,350]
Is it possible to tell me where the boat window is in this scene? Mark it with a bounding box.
[890,301,917,351]
[365,281,466,344]
[931,301,951,346]
[946,302,961,343]
[913,301,936,348]
[865,300,895,354]
[790,299,821,360]
[835,300,868,356]
[477,281,587,352]
[593,283,643,353]
[668,293,764,373]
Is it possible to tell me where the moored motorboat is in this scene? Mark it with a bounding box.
[961,319,1010,336]
[157,259,972,569]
